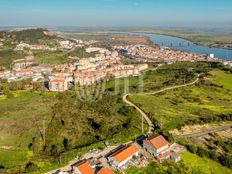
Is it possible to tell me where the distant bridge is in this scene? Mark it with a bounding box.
[158,42,196,47]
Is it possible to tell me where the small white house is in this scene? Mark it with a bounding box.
[143,135,169,158]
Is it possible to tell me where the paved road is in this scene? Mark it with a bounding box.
[122,74,200,134]
[177,124,232,139]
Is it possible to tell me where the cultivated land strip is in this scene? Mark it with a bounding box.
[176,124,232,139]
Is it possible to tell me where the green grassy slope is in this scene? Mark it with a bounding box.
[181,151,231,174]
[129,69,232,131]
[209,70,232,91]
[0,91,57,168]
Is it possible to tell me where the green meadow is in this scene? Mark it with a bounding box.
[208,69,232,91]
[129,69,232,131]
[0,90,57,168]
[181,151,232,174]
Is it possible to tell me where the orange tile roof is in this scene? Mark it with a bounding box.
[145,135,168,150]
[98,167,114,174]
[76,161,94,174]
[112,145,138,164]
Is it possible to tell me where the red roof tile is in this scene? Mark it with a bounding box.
[76,161,94,174]
[112,145,138,164]
[145,135,168,150]
[98,167,114,174]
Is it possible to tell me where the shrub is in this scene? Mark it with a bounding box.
[24,162,39,173]
[186,144,198,154]
[197,147,210,158]
[218,155,232,168]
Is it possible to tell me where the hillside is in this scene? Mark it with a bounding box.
[0,28,63,68]
[0,90,145,173]
[0,28,58,45]
[0,61,224,173]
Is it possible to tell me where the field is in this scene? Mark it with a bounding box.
[59,32,152,46]
[181,151,231,174]
[208,70,232,91]
[33,50,69,65]
[0,90,57,168]
[129,69,232,131]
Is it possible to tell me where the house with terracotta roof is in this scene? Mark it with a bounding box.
[73,160,94,174]
[143,135,170,163]
[97,167,114,174]
[108,144,139,168]
[49,77,68,92]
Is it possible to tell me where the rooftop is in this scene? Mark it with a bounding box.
[145,135,169,150]
[76,160,94,174]
[97,167,114,174]
[111,144,138,164]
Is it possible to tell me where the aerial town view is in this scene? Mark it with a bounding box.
[0,0,232,174]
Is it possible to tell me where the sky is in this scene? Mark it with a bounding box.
[0,0,232,28]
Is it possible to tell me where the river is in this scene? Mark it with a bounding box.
[120,32,232,60]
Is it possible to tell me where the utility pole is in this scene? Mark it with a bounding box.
[184,74,186,84]
[59,154,62,165]
[43,120,46,144]
[160,118,163,130]
[124,78,129,94]
[142,115,144,133]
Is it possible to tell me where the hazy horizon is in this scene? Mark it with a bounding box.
[0,0,232,28]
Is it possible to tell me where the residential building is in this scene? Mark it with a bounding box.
[49,77,68,92]
[143,135,170,163]
[73,160,94,174]
[97,167,114,174]
[59,40,74,49]
[108,144,139,168]
[12,59,33,70]
[74,71,107,86]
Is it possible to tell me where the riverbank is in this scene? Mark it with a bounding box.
[121,31,232,60]
[131,29,232,50]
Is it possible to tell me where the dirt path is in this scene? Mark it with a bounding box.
[122,74,200,134]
